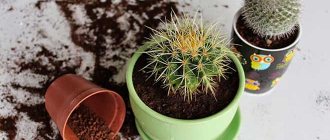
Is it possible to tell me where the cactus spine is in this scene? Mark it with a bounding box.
[143,15,232,101]
[242,0,301,38]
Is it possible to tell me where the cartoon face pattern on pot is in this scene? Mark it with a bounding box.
[245,79,260,91]
[250,53,274,70]
[276,49,295,69]
[231,22,299,93]
[284,49,295,62]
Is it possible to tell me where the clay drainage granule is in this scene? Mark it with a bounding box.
[68,105,118,140]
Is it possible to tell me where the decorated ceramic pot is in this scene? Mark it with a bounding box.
[231,9,301,94]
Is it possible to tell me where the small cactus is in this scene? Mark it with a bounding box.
[142,14,232,101]
[242,0,301,38]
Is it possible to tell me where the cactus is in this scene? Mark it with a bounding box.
[142,15,232,101]
[242,0,301,38]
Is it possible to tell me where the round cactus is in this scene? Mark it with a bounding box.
[142,15,232,101]
[242,0,301,38]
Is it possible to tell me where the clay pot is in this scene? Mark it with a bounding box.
[45,74,126,140]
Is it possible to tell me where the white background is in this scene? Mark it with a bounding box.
[180,0,330,139]
[0,0,329,139]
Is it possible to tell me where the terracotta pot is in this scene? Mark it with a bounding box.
[45,74,126,140]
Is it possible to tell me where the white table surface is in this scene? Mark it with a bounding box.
[180,0,330,139]
[0,0,329,139]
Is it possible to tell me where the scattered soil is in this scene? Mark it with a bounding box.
[57,1,178,138]
[7,6,14,11]
[15,103,59,138]
[0,0,178,139]
[68,105,118,140]
[0,116,17,139]
[315,91,330,113]
[56,0,178,88]
[133,54,239,119]
[236,15,299,49]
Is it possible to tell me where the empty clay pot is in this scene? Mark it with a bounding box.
[45,74,126,140]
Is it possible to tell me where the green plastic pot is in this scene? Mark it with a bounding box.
[126,45,245,140]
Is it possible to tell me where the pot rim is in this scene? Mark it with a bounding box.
[233,8,302,52]
[126,45,245,124]
[61,89,123,139]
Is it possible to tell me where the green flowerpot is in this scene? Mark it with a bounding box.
[126,45,245,140]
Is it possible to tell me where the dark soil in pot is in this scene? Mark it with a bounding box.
[236,16,299,49]
[68,105,119,140]
[133,54,239,119]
